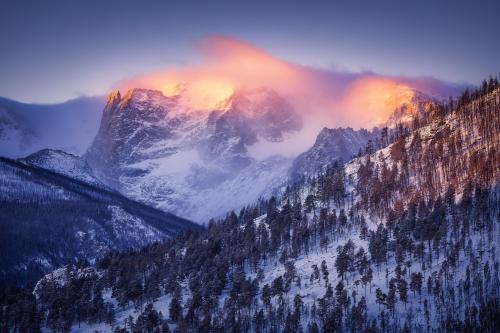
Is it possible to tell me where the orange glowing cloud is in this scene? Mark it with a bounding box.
[117,35,463,137]
[119,36,302,110]
[341,78,417,127]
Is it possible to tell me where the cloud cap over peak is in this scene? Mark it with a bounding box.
[117,36,466,155]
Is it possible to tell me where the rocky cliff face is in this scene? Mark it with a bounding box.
[85,87,302,222]
[85,86,437,222]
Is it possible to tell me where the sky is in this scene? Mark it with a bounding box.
[0,0,499,103]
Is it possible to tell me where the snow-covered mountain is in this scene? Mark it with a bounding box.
[19,148,108,188]
[290,127,377,180]
[0,155,198,287]
[0,87,436,224]
[19,85,500,333]
[85,87,302,222]
[84,86,434,222]
[0,96,105,158]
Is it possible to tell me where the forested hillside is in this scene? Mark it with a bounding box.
[1,80,499,332]
[0,157,198,287]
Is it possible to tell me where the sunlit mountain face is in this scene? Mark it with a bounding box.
[77,36,457,224]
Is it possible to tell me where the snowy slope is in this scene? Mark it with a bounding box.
[36,185,499,332]
[344,88,500,203]
[19,148,108,188]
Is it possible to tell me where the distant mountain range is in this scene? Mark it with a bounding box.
[0,95,104,157]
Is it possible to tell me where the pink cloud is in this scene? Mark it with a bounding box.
[117,36,464,149]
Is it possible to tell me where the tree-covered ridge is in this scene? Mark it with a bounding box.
[8,183,496,332]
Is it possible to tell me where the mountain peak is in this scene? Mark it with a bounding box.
[220,86,303,141]
[23,148,76,160]
[106,90,121,104]
[290,126,375,179]
[382,89,437,127]
[316,126,355,141]
[104,90,122,112]
[20,148,107,187]
[224,86,285,115]
[118,88,170,108]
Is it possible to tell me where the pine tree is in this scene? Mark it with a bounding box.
[410,272,423,296]
[169,297,182,322]
[321,260,329,286]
